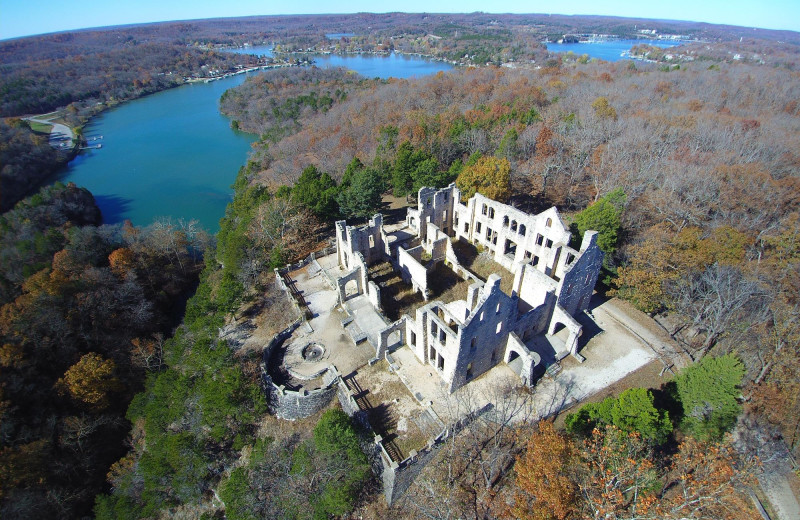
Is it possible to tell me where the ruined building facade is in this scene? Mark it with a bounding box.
[336,184,603,393]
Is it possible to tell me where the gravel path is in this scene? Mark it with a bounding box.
[24,115,75,149]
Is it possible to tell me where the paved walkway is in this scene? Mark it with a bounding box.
[279,261,372,383]
[592,295,690,373]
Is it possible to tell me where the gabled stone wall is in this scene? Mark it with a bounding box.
[555,231,602,316]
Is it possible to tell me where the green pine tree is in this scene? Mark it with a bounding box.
[674,354,745,441]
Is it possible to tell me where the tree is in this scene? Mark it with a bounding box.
[668,264,768,358]
[56,353,121,410]
[309,409,369,519]
[456,156,511,202]
[291,164,340,221]
[572,188,625,257]
[497,128,519,160]
[108,248,136,278]
[575,426,658,519]
[510,421,577,520]
[565,388,671,444]
[674,354,745,441]
[610,388,672,444]
[591,97,617,120]
[337,166,384,219]
[658,437,757,519]
[392,141,446,196]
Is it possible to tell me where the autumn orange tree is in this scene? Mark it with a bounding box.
[56,353,122,410]
[575,426,659,519]
[510,421,578,520]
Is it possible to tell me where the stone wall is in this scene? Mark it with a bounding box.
[397,245,428,297]
[449,275,519,392]
[455,192,573,276]
[382,438,442,506]
[381,403,492,505]
[260,320,340,420]
[555,231,602,316]
[409,184,459,241]
[336,214,386,270]
[276,245,337,276]
[266,380,338,420]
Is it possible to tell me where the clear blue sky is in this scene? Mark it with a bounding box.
[1,0,798,40]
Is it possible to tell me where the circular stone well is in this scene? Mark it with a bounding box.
[302,343,325,361]
[283,341,330,381]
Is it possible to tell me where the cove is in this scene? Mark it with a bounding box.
[547,39,684,62]
[60,49,452,232]
[60,74,257,232]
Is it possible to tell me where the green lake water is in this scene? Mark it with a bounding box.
[60,75,257,232]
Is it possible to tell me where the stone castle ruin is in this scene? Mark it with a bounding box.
[262,184,605,504]
[335,183,603,393]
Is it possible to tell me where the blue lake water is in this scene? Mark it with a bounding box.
[59,49,452,231]
[312,53,453,79]
[547,39,684,62]
[228,45,453,79]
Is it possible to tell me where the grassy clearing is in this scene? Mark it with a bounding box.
[28,121,53,133]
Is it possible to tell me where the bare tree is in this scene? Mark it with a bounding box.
[668,263,771,359]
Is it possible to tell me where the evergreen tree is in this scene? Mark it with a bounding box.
[291,165,340,221]
[337,166,384,219]
[572,188,625,256]
[565,388,671,444]
[674,354,745,441]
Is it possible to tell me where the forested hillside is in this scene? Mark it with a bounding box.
[92,57,800,518]
[0,184,207,517]
[5,11,799,118]
[0,118,69,210]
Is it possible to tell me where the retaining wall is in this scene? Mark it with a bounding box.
[260,320,340,420]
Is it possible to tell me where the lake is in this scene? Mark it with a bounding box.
[60,50,452,231]
[227,45,454,79]
[547,39,684,62]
